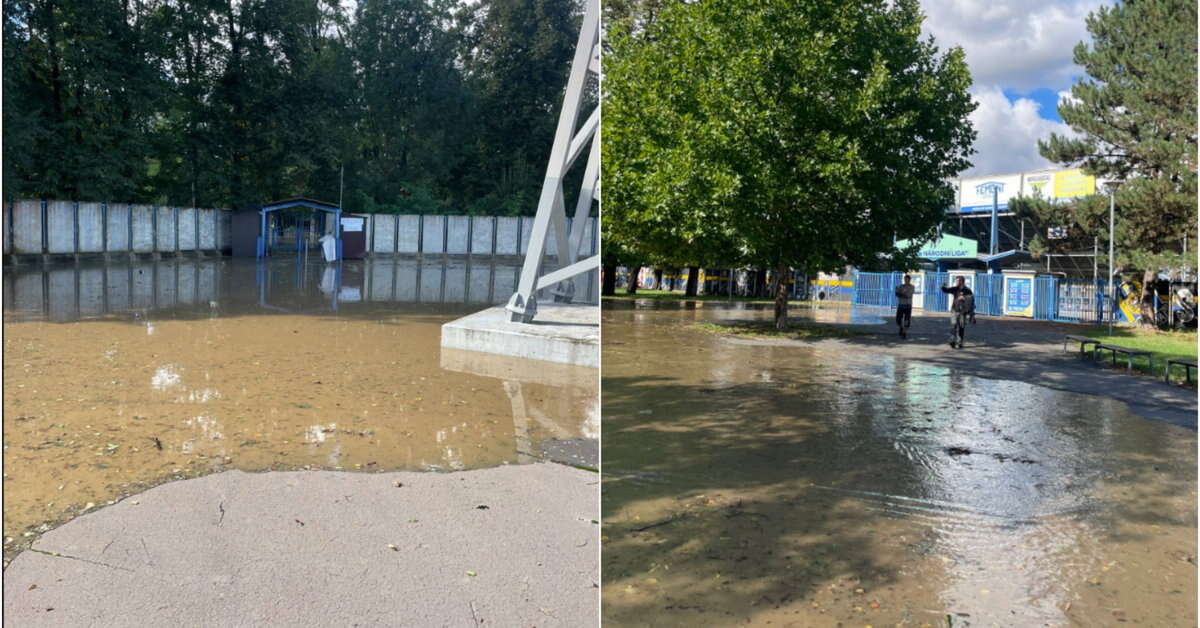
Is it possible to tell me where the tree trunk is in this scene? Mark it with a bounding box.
[626,267,638,295]
[774,261,789,329]
[1139,269,1158,328]
[653,269,663,291]
[601,264,616,296]
[684,266,699,297]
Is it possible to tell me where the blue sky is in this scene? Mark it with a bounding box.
[919,0,1106,177]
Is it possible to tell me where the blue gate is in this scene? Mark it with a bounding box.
[972,274,1003,316]
[1034,276,1058,320]
[923,272,949,311]
[853,271,903,307]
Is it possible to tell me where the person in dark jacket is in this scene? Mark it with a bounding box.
[941,277,974,348]
[894,275,915,338]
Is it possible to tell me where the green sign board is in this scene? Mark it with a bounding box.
[895,235,978,260]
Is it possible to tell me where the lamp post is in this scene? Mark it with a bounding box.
[1105,181,1122,335]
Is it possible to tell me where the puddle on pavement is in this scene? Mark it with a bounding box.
[2,256,598,563]
[602,305,1196,627]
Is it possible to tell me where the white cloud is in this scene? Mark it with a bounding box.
[920,0,1104,92]
[961,85,1078,176]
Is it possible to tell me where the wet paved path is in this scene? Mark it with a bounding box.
[3,465,599,627]
[602,302,1196,627]
[797,308,1195,428]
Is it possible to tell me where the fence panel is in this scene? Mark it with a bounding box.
[1034,276,1058,320]
[922,272,949,311]
[854,271,902,307]
[1054,279,1104,323]
[974,274,1004,316]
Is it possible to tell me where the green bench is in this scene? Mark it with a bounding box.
[1164,358,1197,385]
[1093,344,1154,373]
[1063,334,1102,358]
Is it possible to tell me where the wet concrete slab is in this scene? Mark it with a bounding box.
[601,304,1197,627]
[3,464,599,627]
[441,303,600,367]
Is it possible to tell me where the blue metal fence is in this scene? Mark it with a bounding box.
[974,274,1004,316]
[852,270,1114,325]
[922,271,949,311]
[853,271,904,307]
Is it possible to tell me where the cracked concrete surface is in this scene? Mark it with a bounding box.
[3,464,599,627]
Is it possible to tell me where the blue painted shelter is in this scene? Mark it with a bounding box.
[255,198,342,260]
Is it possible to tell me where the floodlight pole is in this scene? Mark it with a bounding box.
[505,0,600,323]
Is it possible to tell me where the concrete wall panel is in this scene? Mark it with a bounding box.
[156,207,177,252]
[519,217,532,256]
[14,272,43,313]
[470,217,494,255]
[78,203,104,252]
[369,260,393,301]
[178,209,197,250]
[131,205,155,252]
[13,200,43,254]
[372,215,396,254]
[421,216,445,254]
[106,204,130,252]
[495,217,519,255]
[106,267,130,311]
[397,216,420,253]
[47,267,75,320]
[446,216,469,254]
[46,201,74,254]
[198,209,217,249]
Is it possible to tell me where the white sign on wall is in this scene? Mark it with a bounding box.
[341,217,364,232]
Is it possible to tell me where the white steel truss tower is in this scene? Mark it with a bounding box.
[505,0,600,323]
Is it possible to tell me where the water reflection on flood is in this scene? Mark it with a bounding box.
[3,254,597,322]
[602,306,1196,627]
[2,254,598,562]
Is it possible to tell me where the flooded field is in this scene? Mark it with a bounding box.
[602,303,1196,627]
[2,256,598,563]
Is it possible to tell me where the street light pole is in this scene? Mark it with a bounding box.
[1107,183,1118,335]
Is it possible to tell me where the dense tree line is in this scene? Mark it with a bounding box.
[2,0,585,215]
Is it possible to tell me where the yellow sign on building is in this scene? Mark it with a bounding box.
[1052,169,1096,199]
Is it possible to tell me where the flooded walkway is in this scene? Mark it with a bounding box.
[3,256,598,563]
[602,304,1196,627]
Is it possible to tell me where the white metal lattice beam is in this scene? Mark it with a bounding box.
[505,0,600,323]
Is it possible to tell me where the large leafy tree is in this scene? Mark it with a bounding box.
[1013,0,1197,325]
[604,0,975,328]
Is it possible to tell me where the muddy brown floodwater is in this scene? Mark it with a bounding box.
[2,256,597,564]
[602,302,1196,627]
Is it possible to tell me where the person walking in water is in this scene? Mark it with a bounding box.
[894,275,915,338]
[941,276,974,348]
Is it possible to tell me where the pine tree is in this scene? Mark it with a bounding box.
[1025,0,1197,324]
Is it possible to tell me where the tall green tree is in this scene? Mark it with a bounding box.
[603,0,976,328]
[3,0,583,216]
[1013,0,1197,325]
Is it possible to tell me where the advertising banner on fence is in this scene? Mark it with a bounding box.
[1003,272,1036,317]
[958,174,1022,214]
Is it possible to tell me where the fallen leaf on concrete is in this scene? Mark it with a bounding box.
[466,570,477,577]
